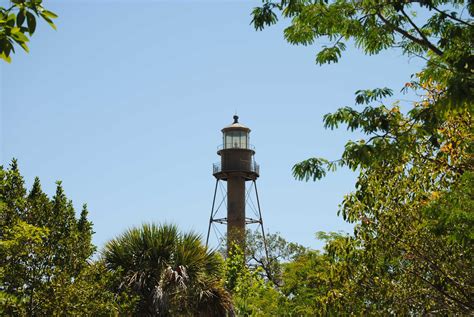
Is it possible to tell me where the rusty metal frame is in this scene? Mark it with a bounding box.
[206,179,269,263]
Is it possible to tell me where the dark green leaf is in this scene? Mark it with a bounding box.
[26,11,36,35]
[16,10,25,27]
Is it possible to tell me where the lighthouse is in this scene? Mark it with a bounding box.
[206,115,267,255]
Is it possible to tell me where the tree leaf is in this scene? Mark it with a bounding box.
[16,10,25,27]
[41,10,58,19]
[40,14,57,30]
[0,51,12,63]
[26,11,36,35]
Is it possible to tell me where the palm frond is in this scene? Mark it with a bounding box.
[102,223,231,316]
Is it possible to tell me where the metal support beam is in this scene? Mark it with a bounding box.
[253,180,269,263]
[206,178,269,265]
[206,179,219,247]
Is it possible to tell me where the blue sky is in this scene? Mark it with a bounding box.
[1,0,423,250]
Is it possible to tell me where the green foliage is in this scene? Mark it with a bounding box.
[0,160,124,315]
[102,223,233,316]
[0,0,57,62]
[252,0,473,109]
[0,220,48,316]
[423,171,474,247]
[292,157,331,181]
[280,249,339,315]
[30,261,137,316]
[225,245,285,316]
[292,83,473,313]
[225,233,358,316]
[253,3,474,307]
[245,230,307,286]
[294,80,472,177]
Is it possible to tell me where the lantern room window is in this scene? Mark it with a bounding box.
[223,130,248,149]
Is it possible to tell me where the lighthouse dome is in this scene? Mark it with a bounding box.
[221,115,251,133]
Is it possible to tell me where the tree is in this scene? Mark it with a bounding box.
[224,245,287,316]
[36,260,137,315]
[244,229,307,287]
[0,0,57,62]
[225,232,359,316]
[0,160,126,315]
[280,248,340,315]
[251,1,472,313]
[295,82,473,313]
[102,223,233,316]
[0,220,49,315]
[252,0,473,109]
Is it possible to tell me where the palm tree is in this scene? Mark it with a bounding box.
[102,223,232,316]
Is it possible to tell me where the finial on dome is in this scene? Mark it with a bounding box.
[233,115,239,124]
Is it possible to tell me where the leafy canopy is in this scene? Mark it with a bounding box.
[0,0,57,62]
[0,159,130,315]
[296,81,473,313]
[252,0,473,109]
[252,1,473,311]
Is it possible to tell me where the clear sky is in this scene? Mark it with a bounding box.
[1,0,423,250]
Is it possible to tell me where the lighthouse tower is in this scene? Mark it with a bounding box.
[206,115,268,256]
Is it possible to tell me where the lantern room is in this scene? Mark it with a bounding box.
[222,115,250,150]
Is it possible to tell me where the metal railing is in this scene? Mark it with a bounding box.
[213,161,260,174]
[217,143,255,151]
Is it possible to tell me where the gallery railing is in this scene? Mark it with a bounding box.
[213,161,259,174]
[217,143,255,151]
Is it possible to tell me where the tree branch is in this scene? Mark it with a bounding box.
[430,6,473,26]
[397,45,451,71]
[392,0,473,26]
[400,8,444,56]
[407,267,473,311]
[376,12,443,57]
